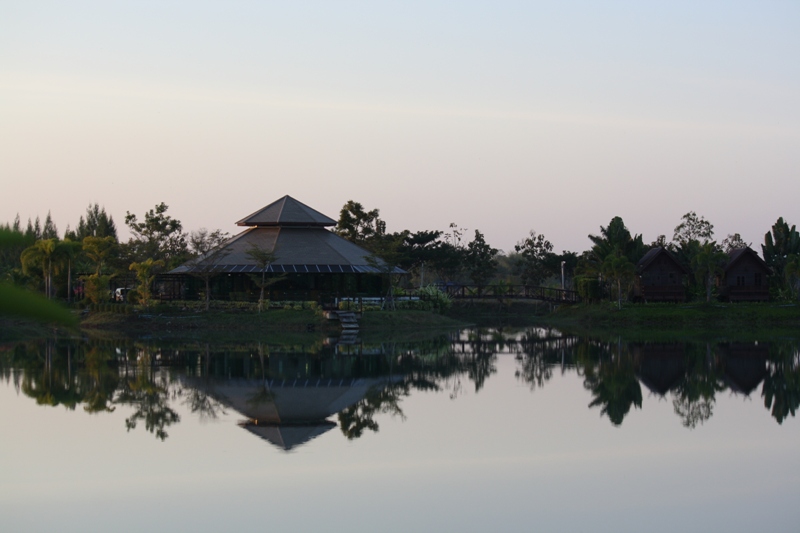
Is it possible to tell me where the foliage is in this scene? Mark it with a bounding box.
[673,211,714,246]
[691,242,727,303]
[415,285,453,314]
[762,217,800,294]
[721,233,750,254]
[0,283,78,326]
[82,273,113,304]
[575,275,602,302]
[41,211,59,240]
[601,251,636,309]
[585,217,645,274]
[82,235,116,274]
[514,230,554,286]
[70,204,118,241]
[785,254,800,300]
[21,238,59,298]
[464,230,498,287]
[124,203,188,268]
[188,228,231,311]
[335,200,386,247]
[245,243,283,313]
[129,258,164,306]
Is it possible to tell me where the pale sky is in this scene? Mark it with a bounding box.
[1,1,798,253]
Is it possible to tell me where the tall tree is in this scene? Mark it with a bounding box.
[21,239,58,298]
[762,217,800,289]
[57,239,82,303]
[464,230,498,288]
[41,211,59,240]
[75,204,118,240]
[514,230,554,287]
[187,229,231,311]
[587,216,645,268]
[335,200,386,247]
[124,203,188,268]
[721,233,751,254]
[673,211,714,246]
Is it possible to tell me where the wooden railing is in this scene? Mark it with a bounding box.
[439,284,580,304]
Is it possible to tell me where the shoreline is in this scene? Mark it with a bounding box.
[3,301,799,343]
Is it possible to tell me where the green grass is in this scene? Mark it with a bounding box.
[77,306,468,342]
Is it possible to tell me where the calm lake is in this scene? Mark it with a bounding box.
[1,327,799,533]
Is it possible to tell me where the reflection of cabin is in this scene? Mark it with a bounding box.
[721,248,771,302]
[169,196,404,302]
[717,342,768,395]
[631,342,686,396]
[636,247,689,302]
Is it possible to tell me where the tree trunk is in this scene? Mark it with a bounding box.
[617,279,622,309]
[259,270,266,313]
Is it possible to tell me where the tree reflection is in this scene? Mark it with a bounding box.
[671,344,724,429]
[581,341,642,426]
[338,382,407,439]
[81,347,119,413]
[762,342,800,424]
[183,344,226,421]
[115,349,179,441]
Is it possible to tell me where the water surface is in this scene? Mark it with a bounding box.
[1,329,798,532]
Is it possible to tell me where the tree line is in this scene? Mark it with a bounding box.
[2,200,799,307]
[333,201,800,304]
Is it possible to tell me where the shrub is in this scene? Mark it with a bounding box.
[576,276,601,302]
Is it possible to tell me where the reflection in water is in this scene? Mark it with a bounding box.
[1,330,799,449]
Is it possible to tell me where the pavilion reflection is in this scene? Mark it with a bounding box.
[181,373,401,450]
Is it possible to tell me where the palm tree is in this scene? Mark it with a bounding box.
[56,239,82,303]
[21,238,58,298]
[129,258,164,306]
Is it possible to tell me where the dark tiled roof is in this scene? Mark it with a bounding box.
[170,226,405,274]
[236,195,337,227]
[725,247,771,273]
[637,246,689,274]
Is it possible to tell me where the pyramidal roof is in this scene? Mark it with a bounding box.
[236,195,336,227]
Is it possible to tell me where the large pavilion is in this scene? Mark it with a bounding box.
[167,196,403,302]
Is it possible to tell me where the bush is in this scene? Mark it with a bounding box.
[416,285,452,314]
[576,276,601,302]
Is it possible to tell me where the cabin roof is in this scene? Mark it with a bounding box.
[725,247,771,274]
[637,246,690,274]
[236,195,337,227]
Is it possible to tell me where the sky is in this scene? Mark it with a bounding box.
[1,1,798,254]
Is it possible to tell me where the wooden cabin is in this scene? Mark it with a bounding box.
[721,247,770,302]
[635,247,689,302]
[169,195,403,303]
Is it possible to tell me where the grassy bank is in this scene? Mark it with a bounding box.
[75,306,468,340]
